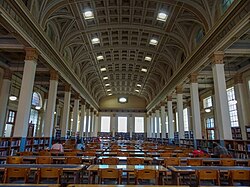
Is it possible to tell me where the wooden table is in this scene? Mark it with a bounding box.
[97,156,153,164]
[0,164,85,183]
[67,185,189,187]
[168,165,250,185]
[87,164,167,184]
[102,152,145,157]
[0,185,60,187]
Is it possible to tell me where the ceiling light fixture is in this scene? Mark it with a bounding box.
[9,95,17,101]
[141,68,147,72]
[145,56,152,61]
[103,76,108,80]
[157,12,168,22]
[149,39,158,45]
[137,84,141,87]
[83,11,94,20]
[107,89,111,92]
[135,89,140,93]
[118,97,128,103]
[105,83,110,86]
[204,108,211,113]
[108,93,112,96]
[97,55,104,60]
[100,67,106,72]
[91,37,100,44]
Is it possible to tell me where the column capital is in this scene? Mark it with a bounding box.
[189,73,198,83]
[50,70,59,81]
[90,107,94,112]
[112,113,116,117]
[160,101,166,106]
[86,103,90,109]
[3,69,12,80]
[25,47,39,61]
[64,83,71,92]
[149,112,152,116]
[167,96,172,101]
[212,51,224,65]
[75,93,80,100]
[176,85,183,94]
[152,109,155,113]
[234,73,243,84]
[81,99,86,105]
[94,111,97,115]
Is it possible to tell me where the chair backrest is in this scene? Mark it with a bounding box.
[19,151,33,156]
[135,169,159,184]
[6,156,23,164]
[198,153,211,158]
[65,157,82,164]
[37,168,62,184]
[220,154,232,158]
[64,152,77,156]
[160,152,172,157]
[197,170,220,185]
[36,156,53,164]
[187,159,203,166]
[127,157,144,165]
[39,150,51,156]
[117,152,129,157]
[3,168,30,183]
[220,159,235,166]
[98,168,122,184]
[176,153,189,157]
[102,157,119,165]
[229,170,250,185]
[83,151,96,156]
[163,157,180,166]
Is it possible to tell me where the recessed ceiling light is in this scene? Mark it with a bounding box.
[83,11,94,20]
[135,89,140,93]
[107,89,111,92]
[141,68,147,72]
[92,37,100,44]
[105,83,110,86]
[103,76,108,80]
[118,97,127,103]
[157,12,168,22]
[145,56,152,61]
[100,67,106,72]
[97,55,104,60]
[108,93,112,96]
[137,84,142,87]
[149,39,158,45]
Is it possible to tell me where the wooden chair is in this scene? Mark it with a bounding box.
[39,150,51,156]
[176,153,189,157]
[127,157,144,184]
[117,152,129,157]
[3,168,30,183]
[197,170,220,185]
[64,152,77,156]
[19,151,33,156]
[98,168,122,184]
[220,159,235,166]
[220,154,232,158]
[65,157,82,164]
[229,170,250,185]
[163,157,180,166]
[102,157,119,165]
[37,168,62,184]
[160,152,172,157]
[187,159,203,166]
[6,156,23,164]
[135,169,159,185]
[36,156,53,164]
[83,151,96,156]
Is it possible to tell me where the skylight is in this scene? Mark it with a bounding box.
[108,93,112,96]
[149,39,158,46]
[100,67,106,72]
[137,84,142,87]
[135,89,140,93]
[107,89,111,92]
[91,37,100,44]
[105,83,110,86]
[97,55,104,60]
[157,12,168,22]
[103,76,108,80]
[145,56,152,61]
[83,11,94,20]
[141,68,147,72]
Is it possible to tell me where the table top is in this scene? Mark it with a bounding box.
[87,164,167,172]
[168,165,250,172]
[97,156,152,162]
[0,185,60,187]
[67,185,189,187]
[106,149,142,152]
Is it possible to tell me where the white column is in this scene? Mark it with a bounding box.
[72,94,80,136]
[234,73,247,140]
[129,114,133,139]
[61,84,71,138]
[53,101,60,137]
[14,48,38,138]
[90,108,94,137]
[44,70,58,138]
[190,73,202,140]
[93,112,98,137]
[176,86,185,140]
[160,102,167,138]
[149,113,153,138]
[152,111,156,138]
[146,114,150,138]
[212,52,232,140]
[111,113,116,137]
[85,106,90,137]
[79,100,86,138]
[167,96,174,140]
[0,69,12,136]
[155,109,160,138]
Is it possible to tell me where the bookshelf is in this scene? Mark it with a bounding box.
[0,137,21,156]
[231,127,242,139]
[24,137,50,152]
[246,126,250,140]
[224,140,250,158]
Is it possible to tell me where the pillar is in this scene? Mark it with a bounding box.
[14,48,38,151]
[146,114,150,138]
[160,102,167,139]
[129,114,133,139]
[212,52,232,140]
[61,84,71,139]
[79,99,86,138]
[155,108,160,138]
[0,69,12,136]
[111,113,116,137]
[167,96,174,141]
[93,111,98,137]
[190,73,202,147]
[152,110,156,138]
[176,86,184,140]
[85,105,90,137]
[90,108,94,137]
[44,70,58,143]
[234,73,247,140]
[72,93,80,137]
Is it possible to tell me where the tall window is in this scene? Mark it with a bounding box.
[222,0,234,12]
[206,117,215,140]
[165,115,168,133]
[227,87,239,127]
[175,112,179,132]
[183,108,189,131]
[118,117,127,132]
[100,116,111,132]
[134,117,144,133]
[203,96,212,108]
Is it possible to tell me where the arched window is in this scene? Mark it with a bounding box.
[32,92,42,110]
[195,28,204,44]
[222,0,234,13]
